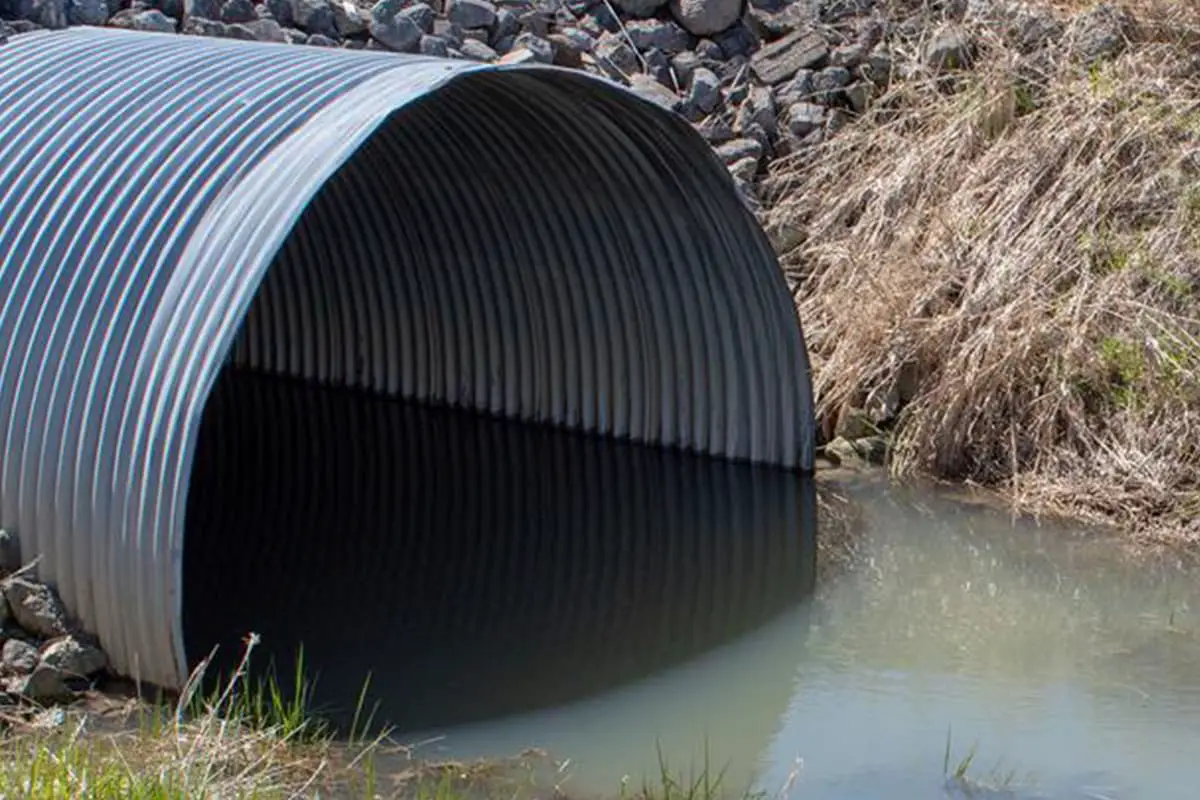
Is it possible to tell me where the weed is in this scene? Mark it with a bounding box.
[762,0,1200,548]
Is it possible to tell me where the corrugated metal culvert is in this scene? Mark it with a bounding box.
[0,27,815,691]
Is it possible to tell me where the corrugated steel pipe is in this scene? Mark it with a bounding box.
[0,27,815,691]
[184,368,817,730]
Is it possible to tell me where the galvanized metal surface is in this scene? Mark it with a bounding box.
[0,27,814,690]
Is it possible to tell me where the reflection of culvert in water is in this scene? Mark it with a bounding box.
[183,368,818,732]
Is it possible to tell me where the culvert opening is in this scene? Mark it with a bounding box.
[179,70,818,733]
[181,372,818,733]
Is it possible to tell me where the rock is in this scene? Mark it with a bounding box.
[812,65,850,103]
[0,531,17,577]
[821,0,870,23]
[578,7,614,36]
[40,635,107,679]
[715,136,762,165]
[181,15,228,34]
[627,73,677,111]
[419,33,449,54]
[728,155,758,183]
[925,25,973,69]
[611,0,665,17]
[2,638,38,674]
[784,101,823,136]
[370,0,424,51]
[222,19,256,37]
[844,81,868,112]
[643,47,674,86]
[221,0,255,21]
[112,8,175,29]
[824,436,861,466]
[264,0,292,25]
[67,0,108,24]
[694,37,722,60]
[290,0,336,36]
[512,31,553,61]
[747,3,816,39]
[625,18,690,55]
[489,33,512,54]
[829,42,864,67]
[835,405,876,440]
[685,65,721,114]
[594,33,638,77]
[853,435,889,465]
[865,382,900,425]
[1066,2,1133,64]
[773,68,812,104]
[433,17,463,44]
[283,26,308,42]
[306,31,337,43]
[750,28,826,85]
[548,28,591,66]
[446,0,495,29]
[862,46,891,85]
[670,0,740,38]
[516,8,550,36]
[712,20,756,58]
[331,0,367,35]
[488,6,518,41]
[183,0,218,17]
[670,49,701,84]
[31,0,68,28]
[2,579,67,640]
[695,113,735,144]
[237,17,287,40]
[459,36,497,60]
[1007,7,1062,53]
[734,85,775,138]
[403,2,435,32]
[732,176,760,213]
[826,107,850,134]
[16,664,72,704]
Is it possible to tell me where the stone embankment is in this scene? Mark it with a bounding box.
[0,530,109,709]
[0,0,1144,223]
[1,0,1121,210]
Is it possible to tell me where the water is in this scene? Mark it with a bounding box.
[398,486,1200,800]
[184,370,1200,799]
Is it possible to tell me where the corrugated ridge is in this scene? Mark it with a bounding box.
[181,368,817,728]
[228,69,812,469]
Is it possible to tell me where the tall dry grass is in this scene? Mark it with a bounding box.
[764,1,1200,547]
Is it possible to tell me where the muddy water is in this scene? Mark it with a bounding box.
[185,371,1200,800]
[403,484,1200,800]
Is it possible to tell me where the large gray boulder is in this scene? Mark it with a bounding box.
[670,0,742,37]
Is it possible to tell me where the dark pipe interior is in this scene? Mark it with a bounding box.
[181,367,818,733]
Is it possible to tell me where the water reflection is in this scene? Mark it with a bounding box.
[182,368,818,733]
[411,480,1200,799]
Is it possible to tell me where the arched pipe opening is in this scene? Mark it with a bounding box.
[177,68,819,731]
[223,68,812,467]
[0,28,815,702]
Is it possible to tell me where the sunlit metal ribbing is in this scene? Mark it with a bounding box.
[0,27,814,691]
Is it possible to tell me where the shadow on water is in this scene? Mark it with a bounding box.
[182,367,819,734]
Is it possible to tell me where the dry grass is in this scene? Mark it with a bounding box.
[764,0,1200,549]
